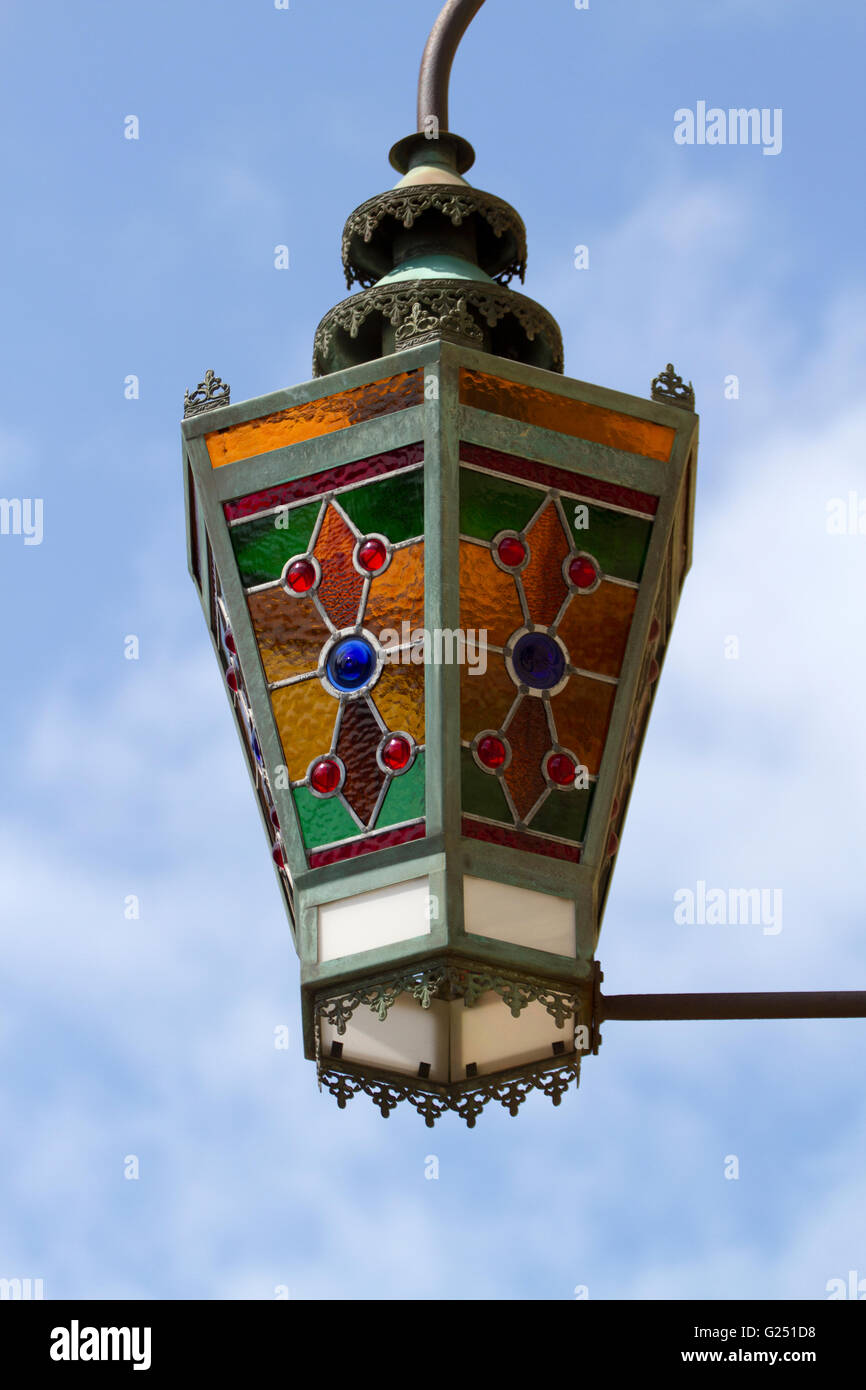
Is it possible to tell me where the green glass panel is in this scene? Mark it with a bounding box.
[339,468,423,543]
[377,750,426,828]
[292,785,359,849]
[567,504,652,584]
[461,747,512,824]
[459,467,541,541]
[230,500,321,587]
[528,785,594,843]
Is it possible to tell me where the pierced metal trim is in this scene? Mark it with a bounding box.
[313,279,563,377]
[318,1054,582,1128]
[341,185,527,289]
[394,294,483,350]
[184,369,231,418]
[313,958,586,1036]
[651,363,695,411]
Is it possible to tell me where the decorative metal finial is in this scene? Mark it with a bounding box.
[312,0,562,377]
[651,363,695,411]
[183,369,231,418]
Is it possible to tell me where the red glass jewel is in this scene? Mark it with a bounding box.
[477,735,506,769]
[547,752,576,786]
[270,808,280,829]
[606,830,619,858]
[272,843,285,868]
[568,555,597,590]
[357,537,387,572]
[286,558,317,593]
[497,535,526,568]
[381,735,412,771]
[224,630,237,654]
[226,666,240,693]
[310,758,341,794]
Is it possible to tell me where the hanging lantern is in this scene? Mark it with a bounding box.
[181,10,697,1126]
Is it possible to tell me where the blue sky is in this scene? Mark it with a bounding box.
[1,0,865,1300]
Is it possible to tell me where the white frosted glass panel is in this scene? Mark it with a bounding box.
[318,876,430,962]
[321,997,450,1081]
[463,876,576,957]
[450,994,574,1077]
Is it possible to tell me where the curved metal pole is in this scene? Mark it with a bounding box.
[417,0,486,131]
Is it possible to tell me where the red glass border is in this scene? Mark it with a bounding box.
[308,820,426,869]
[224,443,424,522]
[461,816,582,863]
[460,442,658,517]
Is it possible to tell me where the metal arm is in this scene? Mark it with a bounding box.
[599,991,866,1021]
[417,0,487,131]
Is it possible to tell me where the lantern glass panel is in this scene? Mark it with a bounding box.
[319,997,575,1083]
[463,876,576,957]
[230,500,321,586]
[452,996,575,1077]
[317,877,431,963]
[460,368,676,462]
[206,369,424,468]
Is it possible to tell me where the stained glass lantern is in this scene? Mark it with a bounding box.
[182,50,697,1126]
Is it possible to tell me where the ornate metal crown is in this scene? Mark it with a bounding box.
[183,369,231,418]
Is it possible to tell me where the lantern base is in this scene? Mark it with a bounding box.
[313,955,592,1126]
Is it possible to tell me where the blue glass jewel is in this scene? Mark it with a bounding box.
[512,632,565,690]
[326,636,377,692]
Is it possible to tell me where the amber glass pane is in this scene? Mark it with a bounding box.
[460,370,676,463]
[460,658,518,742]
[247,589,329,684]
[363,542,424,639]
[371,662,425,743]
[207,371,423,468]
[459,541,524,648]
[520,501,571,627]
[549,674,617,776]
[556,581,637,678]
[336,698,386,825]
[503,695,549,821]
[314,504,365,629]
[271,677,339,782]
